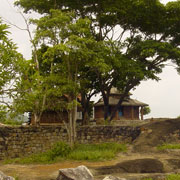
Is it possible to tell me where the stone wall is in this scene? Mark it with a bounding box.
[0,125,141,160]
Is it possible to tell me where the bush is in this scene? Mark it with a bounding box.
[47,141,71,160]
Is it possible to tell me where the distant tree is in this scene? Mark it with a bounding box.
[143,106,151,116]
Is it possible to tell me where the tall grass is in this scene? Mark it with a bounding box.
[68,143,127,161]
[4,142,127,164]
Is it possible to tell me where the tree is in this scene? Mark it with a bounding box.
[143,106,151,116]
[15,0,180,123]
[160,1,180,70]
[0,19,23,117]
[14,10,101,145]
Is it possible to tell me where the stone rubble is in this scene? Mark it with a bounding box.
[0,171,15,180]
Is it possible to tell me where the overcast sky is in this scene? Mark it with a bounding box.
[0,0,180,119]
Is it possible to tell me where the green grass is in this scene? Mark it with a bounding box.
[68,143,126,161]
[157,143,180,150]
[166,174,180,180]
[142,174,180,180]
[4,142,127,164]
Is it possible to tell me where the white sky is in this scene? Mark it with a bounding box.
[0,0,180,119]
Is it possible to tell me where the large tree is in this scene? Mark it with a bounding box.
[15,0,180,122]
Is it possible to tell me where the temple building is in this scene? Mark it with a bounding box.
[94,88,148,122]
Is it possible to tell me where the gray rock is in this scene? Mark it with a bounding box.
[103,176,126,180]
[0,171,15,180]
[57,165,94,180]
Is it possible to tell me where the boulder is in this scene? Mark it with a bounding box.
[56,165,93,180]
[0,171,15,180]
[103,176,126,180]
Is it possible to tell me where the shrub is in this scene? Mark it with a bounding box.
[47,141,71,160]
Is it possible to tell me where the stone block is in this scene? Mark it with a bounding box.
[103,176,126,180]
[57,165,93,180]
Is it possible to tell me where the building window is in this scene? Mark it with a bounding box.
[118,106,123,117]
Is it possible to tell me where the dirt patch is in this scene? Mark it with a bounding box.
[133,118,180,152]
[167,159,180,170]
[95,158,164,174]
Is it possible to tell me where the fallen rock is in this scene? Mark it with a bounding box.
[0,171,15,180]
[103,175,126,180]
[57,165,93,180]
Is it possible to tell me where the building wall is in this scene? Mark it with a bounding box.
[31,110,82,125]
[94,106,104,119]
[95,106,140,121]
[123,106,140,120]
[0,126,140,160]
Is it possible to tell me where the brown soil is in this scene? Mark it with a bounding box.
[133,118,180,152]
[0,118,179,180]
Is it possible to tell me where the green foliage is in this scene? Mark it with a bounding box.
[0,119,23,126]
[0,105,7,122]
[4,142,126,164]
[144,106,151,116]
[0,19,24,114]
[157,144,180,150]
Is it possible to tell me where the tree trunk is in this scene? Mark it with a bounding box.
[82,110,89,125]
[72,98,77,143]
[69,109,73,148]
[101,91,110,121]
[34,113,41,126]
[104,104,110,121]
